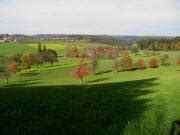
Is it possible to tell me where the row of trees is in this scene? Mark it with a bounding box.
[66,46,125,59]
[73,52,180,84]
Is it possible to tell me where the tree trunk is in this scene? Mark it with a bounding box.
[80,77,83,84]
[6,77,8,84]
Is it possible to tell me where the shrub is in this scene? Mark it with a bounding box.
[136,59,145,69]
[149,58,158,68]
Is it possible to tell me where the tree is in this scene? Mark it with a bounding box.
[177,57,180,65]
[28,53,37,66]
[11,53,22,64]
[3,69,11,84]
[131,43,139,53]
[136,59,145,69]
[43,45,47,52]
[38,42,42,52]
[149,58,158,68]
[46,49,58,66]
[73,62,90,84]
[113,59,120,72]
[120,52,133,71]
[9,63,17,75]
[35,53,44,68]
[160,54,170,66]
[21,54,31,69]
[66,46,80,58]
[90,56,98,74]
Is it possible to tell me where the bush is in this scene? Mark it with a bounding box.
[149,58,158,68]
[136,59,145,69]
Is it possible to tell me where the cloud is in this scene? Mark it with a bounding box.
[0,0,179,35]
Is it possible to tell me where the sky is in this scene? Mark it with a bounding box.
[0,0,179,36]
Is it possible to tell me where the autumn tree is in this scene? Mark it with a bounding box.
[73,62,90,84]
[66,46,80,58]
[3,69,11,84]
[149,58,158,68]
[21,54,31,69]
[113,59,120,72]
[136,59,145,69]
[160,54,170,66]
[120,52,133,71]
[90,56,98,74]
[8,63,17,75]
[3,63,18,83]
[177,57,180,65]
[131,43,139,53]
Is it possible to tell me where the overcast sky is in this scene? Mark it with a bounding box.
[0,0,179,36]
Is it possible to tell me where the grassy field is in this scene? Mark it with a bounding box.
[0,41,179,135]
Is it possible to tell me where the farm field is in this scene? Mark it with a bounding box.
[0,41,180,135]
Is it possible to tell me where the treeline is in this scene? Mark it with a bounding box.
[137,37,180,51]
[12,43,58,70]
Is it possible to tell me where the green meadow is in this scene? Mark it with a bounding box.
[0,41,180,135]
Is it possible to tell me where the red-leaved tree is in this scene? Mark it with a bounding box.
[73,62,90,84]
[149,58,158,68]
[136,59,145,69]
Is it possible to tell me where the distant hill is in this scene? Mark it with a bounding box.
[2,34,177,46]
[113,36,174,45]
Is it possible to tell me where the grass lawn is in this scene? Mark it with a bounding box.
[0,42,179,135]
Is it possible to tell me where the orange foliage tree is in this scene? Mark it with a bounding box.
[121,52,133,71]
[177,57,180,65]
[149,58,158,68]
[3,69,11,83]
[9,63,17,74]
[73,62,90,84]
[136,59,145,69]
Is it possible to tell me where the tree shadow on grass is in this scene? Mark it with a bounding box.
[20,72,40,76]
[0,78,159,135]
[95,70,112,75]
[4,78,39,88]
[87,77,109,83]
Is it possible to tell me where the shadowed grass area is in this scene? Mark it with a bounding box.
[0,78,158,135]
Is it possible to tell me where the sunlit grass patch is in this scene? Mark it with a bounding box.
[27,43,67,50]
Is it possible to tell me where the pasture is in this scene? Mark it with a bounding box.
[0,41,180,135]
